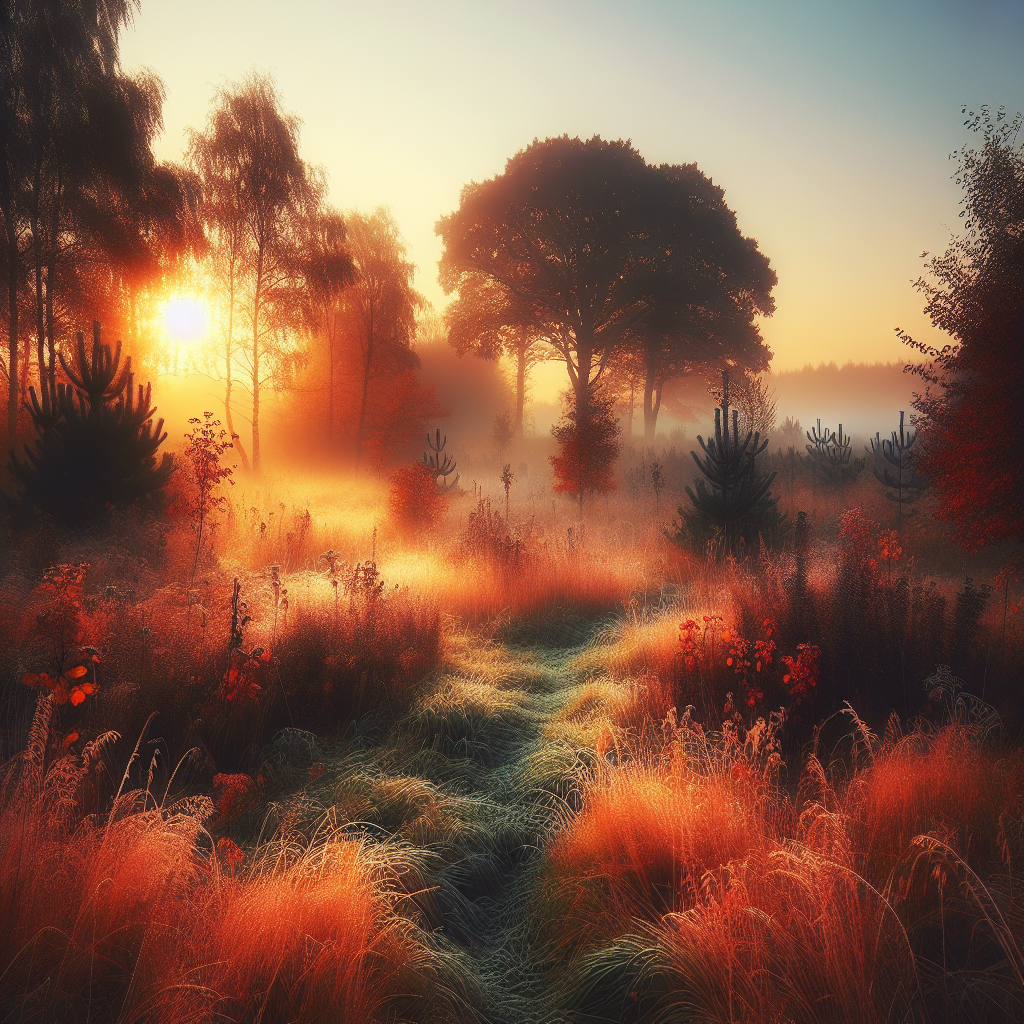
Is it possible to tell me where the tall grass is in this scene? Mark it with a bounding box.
[0,695,478,1023]
[539,709,1024,1023]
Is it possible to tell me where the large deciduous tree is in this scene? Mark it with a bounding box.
[189,73,316,474]
[900,106,1024,549]
[437,137,775,445]
[302,203,355,445]
[335,207,425,460]
[437,136,657,426]
[615,162,775,442]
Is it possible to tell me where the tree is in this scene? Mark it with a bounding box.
[1,1,194,446]
[625,163,776,442]
[444,271,553,437]
[492,409,514,460]
[437,138,775,441]
[361,368,445,475]
[183,410,234,585]
[335,208,423,460]
[600,345,646,444]
[302,203,355,444]
[799,419,865,490]
[438,137,659,428]
[550,383,622,513]
[671,371,783,552]
[899,106,1024,549]
[188,73,314,474]
[4,321,173,525]
[868,411,929,529]
[723,373,778,439]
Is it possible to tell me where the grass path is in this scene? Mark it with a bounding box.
[448,640,595,1023]
[257,621,614,1022]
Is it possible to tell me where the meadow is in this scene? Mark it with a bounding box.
[1,444,1022,1024]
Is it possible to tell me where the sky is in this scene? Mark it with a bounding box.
[121,0,1024,389]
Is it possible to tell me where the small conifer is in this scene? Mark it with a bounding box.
[5,322,174,526]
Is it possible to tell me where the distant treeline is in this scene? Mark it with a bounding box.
[768,361,919,441]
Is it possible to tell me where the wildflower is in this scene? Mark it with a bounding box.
[217,837,246,875]
[781,644,822,703]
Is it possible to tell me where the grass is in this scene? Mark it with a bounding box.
[1,465,1023,1022]
[537,709,1024,1023]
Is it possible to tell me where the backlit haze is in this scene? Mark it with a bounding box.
[122,0,1024,399]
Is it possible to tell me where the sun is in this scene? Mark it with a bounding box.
[161,296,208,345]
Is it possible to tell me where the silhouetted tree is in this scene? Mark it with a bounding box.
[601,346,646,443]
[550,383,622,513]
[799,419,865,491]
[5,321,173,525]
[437,137,775,439]
[626,163,776,442]
[444,271,554,437]
[671,371,783,552]
[438,137,658,428]
[868,411,929,529]
[302,204,355,444]
[1,0,194,444]
[492,409,514,460]
[900,106,1024,548]
[188,73,314,473]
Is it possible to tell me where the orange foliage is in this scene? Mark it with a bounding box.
[544,767,760,957]
[855,727,1024,877]
[387,462,446,530]
[207,842,412,1024]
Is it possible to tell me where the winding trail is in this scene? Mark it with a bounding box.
[455,644,583,1023]
[425,627,606,1024]
[267,620,614,1022]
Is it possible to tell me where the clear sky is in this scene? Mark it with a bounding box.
[121,0,1024,378]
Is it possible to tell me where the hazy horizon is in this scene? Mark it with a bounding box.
[121,0,1024,396]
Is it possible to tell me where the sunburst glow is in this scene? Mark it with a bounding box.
[161,296,208,344]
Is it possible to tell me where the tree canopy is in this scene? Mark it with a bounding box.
[444,271,553,437]
[188,72,325,473]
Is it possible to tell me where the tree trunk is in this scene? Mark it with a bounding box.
[30,161,47,414]
[356,307,374,460]
[356,355,372,459]
[251,256,263,474]
[44,180,59,397]
[515,329,527,437]
[327,307,336,444]
[224,267,250,472]
[643,341,657,444]
[626,381,634,443]
[5,211,18,446]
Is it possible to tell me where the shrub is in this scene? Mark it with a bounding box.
[388,462,447,531]
[550,384,621,512]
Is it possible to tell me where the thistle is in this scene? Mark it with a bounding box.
[799,418,865,490]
